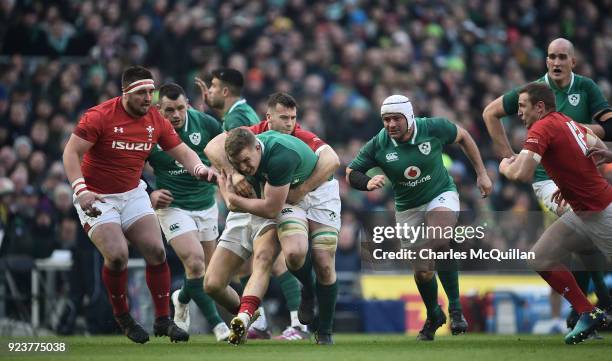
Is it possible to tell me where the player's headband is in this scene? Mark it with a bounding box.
[381,95,415,128]
[122,79,155,95]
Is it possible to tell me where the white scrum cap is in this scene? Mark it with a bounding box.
[380,95,414,128]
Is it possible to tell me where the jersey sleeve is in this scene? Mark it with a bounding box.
[584,78,609,117]
[292,128,328,154]
[158,117,183,150]
[428,117,458,145]
[523,120,551,157]
[348,137,378,173]
[73,111,103,143]
[266,146,300,186]
[502,88,520,115]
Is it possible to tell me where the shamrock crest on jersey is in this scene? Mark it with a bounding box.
[189,132,201,145]
[568,93,580,106]
[418,142,431,155]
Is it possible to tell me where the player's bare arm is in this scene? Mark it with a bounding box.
[482,95,516,159]
[204,132,256,197]
[219,172,289,219]
[499,150,538,182]
[165,142,217,182]
[346,167,385,191]
[286,145,340,204]
[454,126,493,198]
[62,134,105,217]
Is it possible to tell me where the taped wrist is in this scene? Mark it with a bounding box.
[348,170,371,191]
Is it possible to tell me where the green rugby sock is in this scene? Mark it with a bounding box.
[415,274,440,318]
[185,277,223,326]
[289,254,315,297]
[316,281,338,334]
[178,276,191,304]
[277,271,301,311]
[437,258,461,312]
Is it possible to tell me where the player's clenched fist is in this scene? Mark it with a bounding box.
[77,191,105,217]
[367,175,386,190]
[150,189,174,209]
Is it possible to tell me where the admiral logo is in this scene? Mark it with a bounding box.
[281,208,293,215]
[386,152,399,162]
[111,141,153,151]
[169,223,180,232]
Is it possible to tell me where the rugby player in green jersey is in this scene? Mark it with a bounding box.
[482,38,612,330]
[148,83,230,341]
[347,95,492,341]
[196,73,305,340]
[208,127,340,345]
[195,67,260,131]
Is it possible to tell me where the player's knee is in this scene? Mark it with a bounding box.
[105,254,128,271]
[185,254,205,277]
[415,270,434,283]
[147,246,166,264]
[284,249,306,270]
[204,276,222,295]
[314,261,335,283]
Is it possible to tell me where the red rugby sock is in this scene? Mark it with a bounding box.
[146,261,171,318]
[238,295,261,317]
[102,266,129,316]
[538,265,594,313]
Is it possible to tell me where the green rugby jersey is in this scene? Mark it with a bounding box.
[253,131,318,188]
[349,117,458,211]
[502,73,609,182]
[148,108,222,210]
[222,99,260,131]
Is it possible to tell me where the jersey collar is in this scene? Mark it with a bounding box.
[256,138,265,155]
[390,120,418,147]
[226,99,246,116]
[182,111,189,132]
[544,72,575,93]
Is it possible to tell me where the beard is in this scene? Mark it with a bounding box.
[126,100,150,117]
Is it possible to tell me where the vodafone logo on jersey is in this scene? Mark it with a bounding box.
[111,140,153,151]
[404,166,421,180]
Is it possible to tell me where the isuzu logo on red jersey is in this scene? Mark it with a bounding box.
[111,141,152,151]
[404,166,421,179]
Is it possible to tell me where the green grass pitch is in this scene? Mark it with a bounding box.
[1,334,610,361]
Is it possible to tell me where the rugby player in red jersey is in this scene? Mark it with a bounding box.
[62,66,216,344]
[499,82,609,344]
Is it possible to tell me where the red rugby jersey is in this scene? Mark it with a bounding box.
[248,121,328,153]
[523,111,612,212]
[73,96,182,194]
